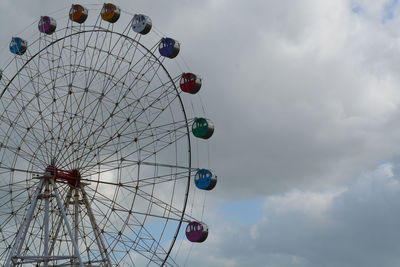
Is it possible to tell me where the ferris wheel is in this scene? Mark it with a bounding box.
[0,3,217,266]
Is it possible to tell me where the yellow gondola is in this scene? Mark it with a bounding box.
[101,3,120,23]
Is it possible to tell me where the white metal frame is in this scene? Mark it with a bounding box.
[5,175,111,267]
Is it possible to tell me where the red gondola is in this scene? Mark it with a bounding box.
[180,73,202,94]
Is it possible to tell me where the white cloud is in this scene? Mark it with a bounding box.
[265,188,345,220]
[3,0,400,266]
[182,162,400,267]
[3,0,400,200]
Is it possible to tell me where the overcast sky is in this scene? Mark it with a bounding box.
[2,0,400,266]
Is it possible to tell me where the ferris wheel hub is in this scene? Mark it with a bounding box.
[45,165,81,187]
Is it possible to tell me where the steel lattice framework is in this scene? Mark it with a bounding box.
[0,5,212,267]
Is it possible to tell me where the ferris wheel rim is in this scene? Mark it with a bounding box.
[0,29,192,266]
[0,5,215,265]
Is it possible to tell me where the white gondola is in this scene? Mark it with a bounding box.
[131,14,152,34]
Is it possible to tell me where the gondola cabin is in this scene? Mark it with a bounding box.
[159,37,180,59]
[38,16,57,35]
[180,73,202,94]
[192,118,214,139]
[195,169,217,190]
[101,3,120,23]
[10,37,27,55]
[69,4,88,24]
[0,70,2,80]
[131,14,152,34]
[186,221,208,243]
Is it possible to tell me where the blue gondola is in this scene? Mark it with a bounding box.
[10,37,27,55]
[159,37,180,58]
[194,169,217,191]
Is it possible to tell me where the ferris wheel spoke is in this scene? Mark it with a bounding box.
[77,19,103,87]
[52,65,106,167]
[83,26,142,88]
[67,67,177,153]
[103,35,142,93]
[50,88,76,165]
[37,34,57,85]
[0,179,34,189]
[0,168,40,179]
[100,34,152,95]
[80,170,190,192]
[0,185,33,212]
[85,35,158,97]
[86,31,114,88]
[122,126,188,168]
[98,28,121,97]
[74,58,163,157]
[0,140,46,171]
[47,28,84,162]
[13,137,48,169]
[73,115,187,170]
[11,109,54,166]
[77,124,188,176]
[74,82,181,172]
[83,29,106,89]
[81,159,194,177]
[54,84,89,167]
[12,57,30,88]
[74,74,177,153]
[134,188,195,222]
[50,84,103,168]
[12,79,74,165]
[84,186,171,238]
[84,186,176,265]
[92,182,196,226]
[83,188,146,256]
[28,98,56,165]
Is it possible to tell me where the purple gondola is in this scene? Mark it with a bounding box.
[38,16,57,35]
[159,37,180,59]
[186,221,208,243]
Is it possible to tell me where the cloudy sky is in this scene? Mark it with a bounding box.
[2,0,400,266]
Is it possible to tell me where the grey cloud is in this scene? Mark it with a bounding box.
[183,163,400,267]
[5,0,400,201]
[2,1,400,266]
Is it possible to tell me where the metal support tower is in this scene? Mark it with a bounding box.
[4,173,111,267]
